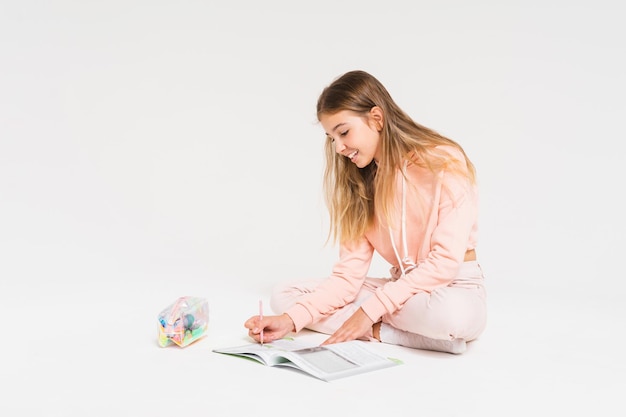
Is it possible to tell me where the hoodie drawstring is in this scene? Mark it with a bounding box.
[389,163,417,277]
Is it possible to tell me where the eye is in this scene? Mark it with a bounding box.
[326,135,335,143]
[339,130,349,137]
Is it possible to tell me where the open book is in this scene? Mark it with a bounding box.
[212,338,402,381]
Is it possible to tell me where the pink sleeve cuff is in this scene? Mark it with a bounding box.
[360,296,388,324]
[285,304,313,333]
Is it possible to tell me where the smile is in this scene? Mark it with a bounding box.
[347,150,358,162]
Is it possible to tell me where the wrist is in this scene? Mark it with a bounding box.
[281,313,296,332]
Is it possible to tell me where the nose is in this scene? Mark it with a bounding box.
[334,138,346,154]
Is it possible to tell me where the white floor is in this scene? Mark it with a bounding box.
[2,267,624,417]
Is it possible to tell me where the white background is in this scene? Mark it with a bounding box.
[1,1,625,416]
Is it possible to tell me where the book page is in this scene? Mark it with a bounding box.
[212,338,312,366]
[280,341,401,381]
[291,346,359,373]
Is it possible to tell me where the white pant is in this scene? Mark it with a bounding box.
[270,261,487,342]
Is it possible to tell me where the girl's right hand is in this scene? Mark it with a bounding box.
[244,313,295,343]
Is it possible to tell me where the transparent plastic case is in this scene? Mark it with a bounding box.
[158,296,208,347]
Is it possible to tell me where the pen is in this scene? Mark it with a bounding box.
[259,299,264,345]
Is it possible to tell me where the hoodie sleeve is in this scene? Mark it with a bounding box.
[284,237,374,332]
[359,167,478,323]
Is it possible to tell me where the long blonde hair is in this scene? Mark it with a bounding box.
[317,70,476,244]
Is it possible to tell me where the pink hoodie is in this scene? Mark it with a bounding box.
[285,147,479,332]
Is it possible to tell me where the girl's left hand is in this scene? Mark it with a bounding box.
[321,307,374,345]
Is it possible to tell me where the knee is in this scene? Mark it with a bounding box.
[269,282,293,314]
[396,291,486,341]
[269,280,309,314]
[269,278,323,314]
[435,297,487,342]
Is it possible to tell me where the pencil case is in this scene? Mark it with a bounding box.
[158,296,209,348]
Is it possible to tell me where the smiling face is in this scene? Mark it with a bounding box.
[320,108,383,168]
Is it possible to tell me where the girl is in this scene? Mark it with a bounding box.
[245,70,486,354]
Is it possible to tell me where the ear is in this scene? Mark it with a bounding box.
[369,106,384,131]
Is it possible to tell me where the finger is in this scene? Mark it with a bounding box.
[248,329,258,341]
[249,329,268,343]
[260,333,274,343]
[244,316,258,329]
[246,316,263,332]
[321,333,340,345]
